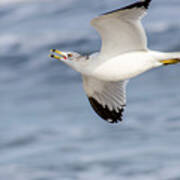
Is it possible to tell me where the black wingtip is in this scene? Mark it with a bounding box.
[143,0,152,9]
[103,0,152,16]
[121,0,152,10]
[88,97,124,124]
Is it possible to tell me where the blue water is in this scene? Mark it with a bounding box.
[1,0,180,179]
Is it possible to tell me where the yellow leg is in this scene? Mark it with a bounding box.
[160,58,180,65]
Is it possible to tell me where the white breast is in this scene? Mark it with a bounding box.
[91,51,159,81]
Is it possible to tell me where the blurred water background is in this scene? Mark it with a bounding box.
[1,0,180,179]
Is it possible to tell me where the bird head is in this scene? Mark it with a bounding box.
[49,49,89,73]
[49,49,82,63]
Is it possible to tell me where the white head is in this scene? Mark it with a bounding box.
[50,49,83,61]
[49,49,87,71]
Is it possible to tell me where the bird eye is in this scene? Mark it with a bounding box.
[68,54,72,58]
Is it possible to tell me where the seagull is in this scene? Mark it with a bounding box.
[49,0,180,124]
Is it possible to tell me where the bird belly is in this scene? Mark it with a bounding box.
[92,52,157,81]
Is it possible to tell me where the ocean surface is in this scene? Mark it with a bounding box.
[1,0,180,179]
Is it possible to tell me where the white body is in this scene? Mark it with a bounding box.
[74,50,180,82]
[79,50,160,81]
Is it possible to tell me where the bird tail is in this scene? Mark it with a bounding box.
[159,52,180,65]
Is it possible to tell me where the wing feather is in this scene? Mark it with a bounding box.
[83,76,128,123]
[91,0,152,58]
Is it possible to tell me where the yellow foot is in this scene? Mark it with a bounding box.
[160,58,180,65]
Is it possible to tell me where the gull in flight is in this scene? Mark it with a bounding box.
[49,0,180,124]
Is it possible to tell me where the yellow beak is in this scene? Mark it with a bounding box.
[49,49,67,60]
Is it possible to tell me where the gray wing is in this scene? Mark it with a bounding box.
[83,76,128,124]
[91,0,152,58]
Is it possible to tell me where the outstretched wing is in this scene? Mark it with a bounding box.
[83,76,128,123]
[91,0,152,58]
